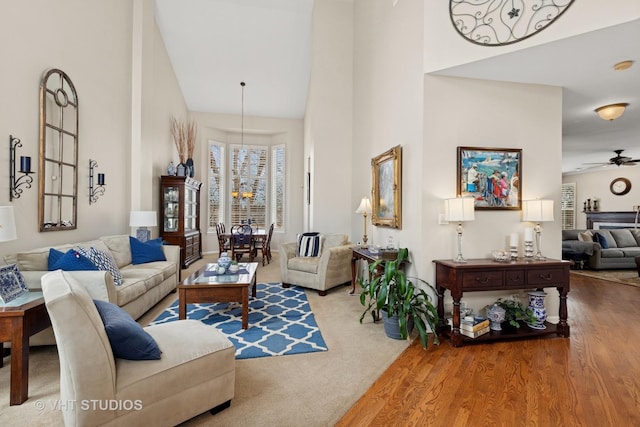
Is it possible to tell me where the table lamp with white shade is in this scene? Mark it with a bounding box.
[355,196,372,249]
[522,199,554,260]
[444,197,475,263]
[0,206,17,242]
[129,211,157,243]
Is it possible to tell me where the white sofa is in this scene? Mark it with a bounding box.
[41,269,235,426]
[279,233,353,295]
[4,234,180,344]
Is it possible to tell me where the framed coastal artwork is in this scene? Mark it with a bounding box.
[456,146,522,210]
[371,145,402,228]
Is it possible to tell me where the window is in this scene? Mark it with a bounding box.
[561,183,576,230]
[207,143,225,232]
[271,144,285,231]
[209,140,285,232]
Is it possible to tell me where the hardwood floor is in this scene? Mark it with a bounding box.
[337,273,640,427]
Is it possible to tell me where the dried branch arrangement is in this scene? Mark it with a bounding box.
[170,116,197,163]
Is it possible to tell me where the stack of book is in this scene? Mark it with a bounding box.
[447,316,490,338]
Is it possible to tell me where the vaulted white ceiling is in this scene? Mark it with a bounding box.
[155,1,639,174]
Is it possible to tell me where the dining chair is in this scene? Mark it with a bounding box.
[230,224,254,262]
[254,223,274,266]
[216,223,230,253]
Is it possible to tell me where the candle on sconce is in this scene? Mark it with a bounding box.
[20,156,31,173]
[510,233,519,246]
[98,173,105,186]
[524,228,534,242]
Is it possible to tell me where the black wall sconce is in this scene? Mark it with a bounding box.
[89,159,105,204]
[9,135,34,201]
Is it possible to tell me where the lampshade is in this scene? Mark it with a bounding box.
[0,206,17,242]
[129,211,158,227]
[444,197,475,222]
[355,197,372,214]
[595,103,628,121]
[522,200,554,222]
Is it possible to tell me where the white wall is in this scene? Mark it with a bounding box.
[351,0,563,319]
[189,111,304,254]
[563,167,640,229]
[352,0,425,265]
[424,0,640,73]
[0,0,186,261]
[304,0,354,235]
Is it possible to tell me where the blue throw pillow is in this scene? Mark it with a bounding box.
[50,249,99,272]
[129,236,167,265]
[93,299,161,360]
[47,248,65,271]
[594,232,609,249]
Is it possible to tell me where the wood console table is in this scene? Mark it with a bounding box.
[433,258,570,347]
[350,248,405,295]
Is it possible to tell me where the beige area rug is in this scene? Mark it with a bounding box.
[0,253,408,426]
[572,268,640,288]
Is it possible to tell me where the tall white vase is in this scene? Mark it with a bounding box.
[526,291,547,330]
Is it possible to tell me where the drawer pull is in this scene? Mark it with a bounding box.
[539,273,553,281]
[509,276,521,282]
[475,276,490,284]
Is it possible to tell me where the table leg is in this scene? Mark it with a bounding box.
[242,287,249,329]
[10,317,29,405]
[450,291,463,348]
[178,289,186,320]
[350,255,357,295]
[557,286,570,337]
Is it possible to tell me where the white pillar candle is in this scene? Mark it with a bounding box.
[510,233,518,246]
[524,228,533,242]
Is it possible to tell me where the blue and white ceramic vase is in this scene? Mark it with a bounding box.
[217,252,232,272]
[486,303,506,331]
[526,291,547,330]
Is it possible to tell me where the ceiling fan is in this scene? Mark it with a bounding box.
[585,149,640,167]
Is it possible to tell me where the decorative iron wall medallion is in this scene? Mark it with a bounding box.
[450,0,575,46]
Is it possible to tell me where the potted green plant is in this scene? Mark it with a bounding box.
[495,297,537,328]
[359,248,439,349]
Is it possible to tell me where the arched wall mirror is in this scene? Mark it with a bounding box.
[39,68,79,231]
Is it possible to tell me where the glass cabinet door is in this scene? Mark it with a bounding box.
[184,187,196,231]
[164,186,179,232]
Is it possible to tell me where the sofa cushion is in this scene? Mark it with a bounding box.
[115,277,149,307]
[77,247,123,286]
[50,249,100,272]
[288,256,320,274]
[594,231,612,249]
[93,299,161,360]
[600,248,623,258]
[609,229,637,248]
[100,235,133,268]
[298,234,321,257]
[578,231,593,242]
[323,233,348,249]
[129,236,166,265]
[120,267,165,292]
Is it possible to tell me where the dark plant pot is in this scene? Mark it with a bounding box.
[381,310,414,340]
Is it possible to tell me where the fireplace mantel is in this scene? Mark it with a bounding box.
[585,211,639,229]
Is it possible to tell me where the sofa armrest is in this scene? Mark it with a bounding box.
[162,244,181,268]
[318,243,354,277]
[20,270,116,303]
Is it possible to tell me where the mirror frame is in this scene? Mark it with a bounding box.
[371,145,402,229]
[38,68,79,232]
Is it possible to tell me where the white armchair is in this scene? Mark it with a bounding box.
[279,233,353,295]
[41,269,235,426]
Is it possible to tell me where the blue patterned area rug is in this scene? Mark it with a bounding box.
[150,283,328,359]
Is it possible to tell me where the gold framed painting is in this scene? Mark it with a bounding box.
[371,145,402,229]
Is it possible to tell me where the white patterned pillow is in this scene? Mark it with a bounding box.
[297,233,321,257]
[77,246,123,286]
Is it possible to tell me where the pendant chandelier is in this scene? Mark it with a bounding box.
[232,81,253,200]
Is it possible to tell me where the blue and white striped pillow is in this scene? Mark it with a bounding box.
[297,232,321,257]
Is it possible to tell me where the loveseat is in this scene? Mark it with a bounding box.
[279,233,353,295]
[562,228,640,270]
[4,234,180,344]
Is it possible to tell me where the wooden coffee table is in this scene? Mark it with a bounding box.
[179,263,258,329]
[0,292,51,405]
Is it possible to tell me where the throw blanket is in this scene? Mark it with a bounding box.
[562,241,595,256]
